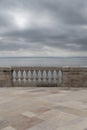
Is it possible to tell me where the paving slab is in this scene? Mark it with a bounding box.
[0,87,87,130]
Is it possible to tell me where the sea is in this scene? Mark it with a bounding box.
[0,57,87,67]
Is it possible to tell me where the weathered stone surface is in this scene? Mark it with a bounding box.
[0,67,12,87]
[1,87,87,130]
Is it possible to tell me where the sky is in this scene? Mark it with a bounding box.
[0,0,87,57]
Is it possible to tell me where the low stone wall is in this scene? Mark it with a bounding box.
[0,67,12,87]
[0,67,87,87]
[62,67,87,87]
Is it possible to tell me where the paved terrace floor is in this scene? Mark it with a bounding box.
[0,87,87,130]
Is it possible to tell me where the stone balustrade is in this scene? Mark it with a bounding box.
[11,67,63,87]
[0,66,87,87]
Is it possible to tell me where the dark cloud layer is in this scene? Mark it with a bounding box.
[0,0,87,56]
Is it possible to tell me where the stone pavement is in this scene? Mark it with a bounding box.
[0,87,87,130]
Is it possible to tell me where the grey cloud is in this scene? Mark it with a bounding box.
[0,0,87,56]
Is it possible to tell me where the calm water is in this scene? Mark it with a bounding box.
[0,57,87,67]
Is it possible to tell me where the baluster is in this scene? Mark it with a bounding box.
[38,70,41,83]
[18,70,22,86]
[58,70,62,83]
[20,70,24,86]
[48,70,51,83]
[18,70,21,82]
[33,70,34,80]
[33,70,36,83]
[12,70,16,82]
[23,70,26,84]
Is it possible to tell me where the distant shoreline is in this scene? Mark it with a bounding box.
[0,56,87,58]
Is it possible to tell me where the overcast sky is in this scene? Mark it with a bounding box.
[0,0,87,57]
